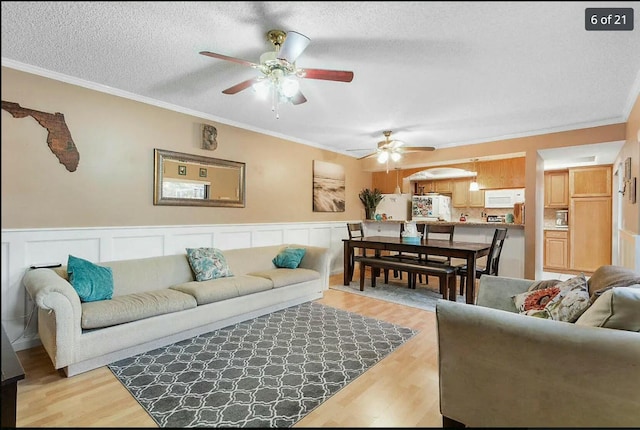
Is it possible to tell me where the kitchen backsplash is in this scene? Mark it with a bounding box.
[457,207,512,222]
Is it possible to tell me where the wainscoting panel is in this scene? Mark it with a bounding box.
[167,232,215,255]
[1,221,356,350]
[284,228,311,245]
[112,235,165,261]
[619,229,640,272]
[27,238,102,265]
[252,228,285,247]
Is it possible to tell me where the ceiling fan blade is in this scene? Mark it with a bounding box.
[278,31,310,63]
[300,68,354,82]
[222,77,262,94]
[402,146,436,152]
[290,90,307,105]
[357,152,379,160]
[200,51,260,68]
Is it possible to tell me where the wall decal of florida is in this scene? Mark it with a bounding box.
[1,101,80,172]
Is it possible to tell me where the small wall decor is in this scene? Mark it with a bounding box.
[199,168,207,178]
[631,177,637,204]
[202,124,218,150]
[1,100,80,172]
[313,160,345,212]
[178,165,187,175]
[624,157,632,180]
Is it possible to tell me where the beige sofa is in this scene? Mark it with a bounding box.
[24,244,330,377]
[436,265,640,428]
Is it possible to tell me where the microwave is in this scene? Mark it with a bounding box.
[484,189,525,208]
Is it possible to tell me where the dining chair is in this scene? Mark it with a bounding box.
[457,228,508,298]
[412,223,455,285]
[347,222,367,280]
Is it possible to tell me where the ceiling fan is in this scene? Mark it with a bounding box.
[200,29,354,117]
[353,131,436,164]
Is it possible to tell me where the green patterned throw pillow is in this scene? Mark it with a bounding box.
[67,255,114,302]
[186,247,233,281]
[273,247,306,269]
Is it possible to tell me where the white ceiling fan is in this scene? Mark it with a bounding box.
[350,131,435,171]
[200,29,354,118]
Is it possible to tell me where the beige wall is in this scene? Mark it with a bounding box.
[1,67,371,228]
[617,93,640,234]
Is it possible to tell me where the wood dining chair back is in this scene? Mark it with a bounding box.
[347,222,365,240]
[423,224,455,264]
[458,227,508,296]
[346,222,366,280]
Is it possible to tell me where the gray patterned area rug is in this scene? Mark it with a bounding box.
[108,301,417,428]
[331,278,466,312]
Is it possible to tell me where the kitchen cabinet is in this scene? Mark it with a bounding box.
[569,196,611,272]
[452,178,484,207]
[469,188,485,207]
[414,179,452,194]
[452,179,469,207]
[544,230,569,270]
[476,157,526,189]
[569,165,612,197]
[544,170,569,208]
[434,180,452,193]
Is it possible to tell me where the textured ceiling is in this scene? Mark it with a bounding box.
[2,2,639,169]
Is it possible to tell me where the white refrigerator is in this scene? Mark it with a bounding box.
[375,193,412,220]
[412,194,452,221]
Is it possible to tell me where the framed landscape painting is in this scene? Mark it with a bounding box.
[313,160,345,212]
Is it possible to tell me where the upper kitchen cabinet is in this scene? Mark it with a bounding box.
[452,178,485,207]
[544,170,569,208]
[477,157,526,189]
[569,165,612,197]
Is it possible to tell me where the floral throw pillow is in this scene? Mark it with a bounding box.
[512,274,590,322]
[186,247,233,281]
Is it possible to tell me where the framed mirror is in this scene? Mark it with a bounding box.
[154,149,245,207]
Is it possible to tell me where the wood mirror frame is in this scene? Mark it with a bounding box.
[153,148,246,207]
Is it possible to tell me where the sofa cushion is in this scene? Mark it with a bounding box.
[186,247,233,281]
[575,285,640,332]
[587,265,640,302]
[513,274,590,322]
[80,289,197,329]
[249,268,320,288]
[67,255,114,302]
[171,275,272,305]
[272,247,306,269]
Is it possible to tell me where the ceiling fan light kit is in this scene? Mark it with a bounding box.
[200,29,354,119]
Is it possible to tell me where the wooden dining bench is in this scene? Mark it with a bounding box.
[357,256,458,300]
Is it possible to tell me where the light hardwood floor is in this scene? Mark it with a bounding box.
[16,271,446,428]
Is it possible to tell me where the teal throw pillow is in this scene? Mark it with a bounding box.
[186,247,233,281]
[67,255,114,302]
[273,247,306,269]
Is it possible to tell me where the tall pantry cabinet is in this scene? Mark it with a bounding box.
[568,165,612,272]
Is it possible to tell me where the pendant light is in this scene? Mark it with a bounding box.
[394,168,402,194]
[469,158,480,191]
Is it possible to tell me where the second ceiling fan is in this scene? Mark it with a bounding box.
[357,131,436,162]
[200,29,354,116]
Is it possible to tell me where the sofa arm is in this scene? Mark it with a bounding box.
[23,268,82,368]
[296,245,331,289]
[477,274,534,312]
[436,300,640,427]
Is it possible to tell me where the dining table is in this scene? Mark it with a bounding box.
[343,235,493,304]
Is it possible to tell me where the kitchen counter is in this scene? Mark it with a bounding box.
[544,226,570,231]
[362,219,524,229]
